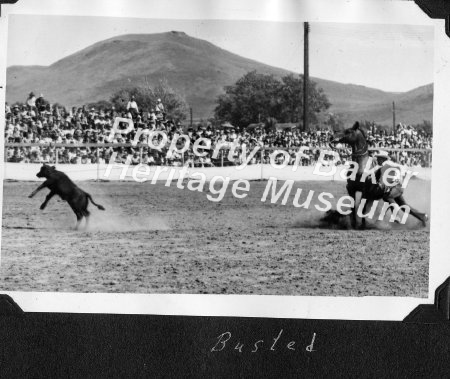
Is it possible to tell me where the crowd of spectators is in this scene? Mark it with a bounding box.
[4,93,433,168]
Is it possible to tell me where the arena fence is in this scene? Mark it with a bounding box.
[3,143,432,182]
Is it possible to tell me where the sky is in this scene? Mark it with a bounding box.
[6,14,434,92]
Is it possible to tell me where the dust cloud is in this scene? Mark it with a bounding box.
[84,196,169,232]
[293,178,431,231]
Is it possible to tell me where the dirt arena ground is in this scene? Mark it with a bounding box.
[0,178,430,296]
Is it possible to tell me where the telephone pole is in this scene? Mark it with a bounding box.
[303,22,310,132]
[392,101,396,133]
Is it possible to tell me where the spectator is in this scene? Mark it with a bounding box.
[26,92,36,108]
[35,94,46,113]
[155,98,165,120]
[126,95,139,118]
[4,93,433,168]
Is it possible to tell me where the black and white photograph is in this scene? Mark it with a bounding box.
[0,0,447,320]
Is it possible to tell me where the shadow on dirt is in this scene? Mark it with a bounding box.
[293,209,428,231]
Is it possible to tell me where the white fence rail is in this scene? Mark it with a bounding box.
[3,163,432,182]
[4,143,432,182]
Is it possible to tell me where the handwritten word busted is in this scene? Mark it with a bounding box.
[211,329,317,354]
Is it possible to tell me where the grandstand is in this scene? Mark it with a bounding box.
[4,97,432,180]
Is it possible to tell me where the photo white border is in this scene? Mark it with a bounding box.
[0,0,448,321]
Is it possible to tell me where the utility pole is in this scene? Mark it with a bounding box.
[190,107,193,127]
[303,22,310,132]
[392,101,396,134]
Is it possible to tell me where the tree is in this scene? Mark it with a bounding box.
[277,74,330,125]
[214,71,331,128]
[214,71,282,128]
[52,102,67,112]
[414,120,433,135]
[110,79,189,121]
[86,100,113,110]
[151,79,190,121]
[316,112,345,131]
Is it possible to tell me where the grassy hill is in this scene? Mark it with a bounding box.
[6,31,433,126]
[331,83,433,126]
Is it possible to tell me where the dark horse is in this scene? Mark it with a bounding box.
[330,122,428,228]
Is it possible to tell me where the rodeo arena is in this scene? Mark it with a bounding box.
[1,92,432,296]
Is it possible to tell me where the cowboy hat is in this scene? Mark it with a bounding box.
[374,150,389,158]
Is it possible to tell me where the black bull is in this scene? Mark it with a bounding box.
[28,164,105,229]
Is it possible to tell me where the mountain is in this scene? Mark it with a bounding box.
[327,83,433,126]
[6,32,433,125]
